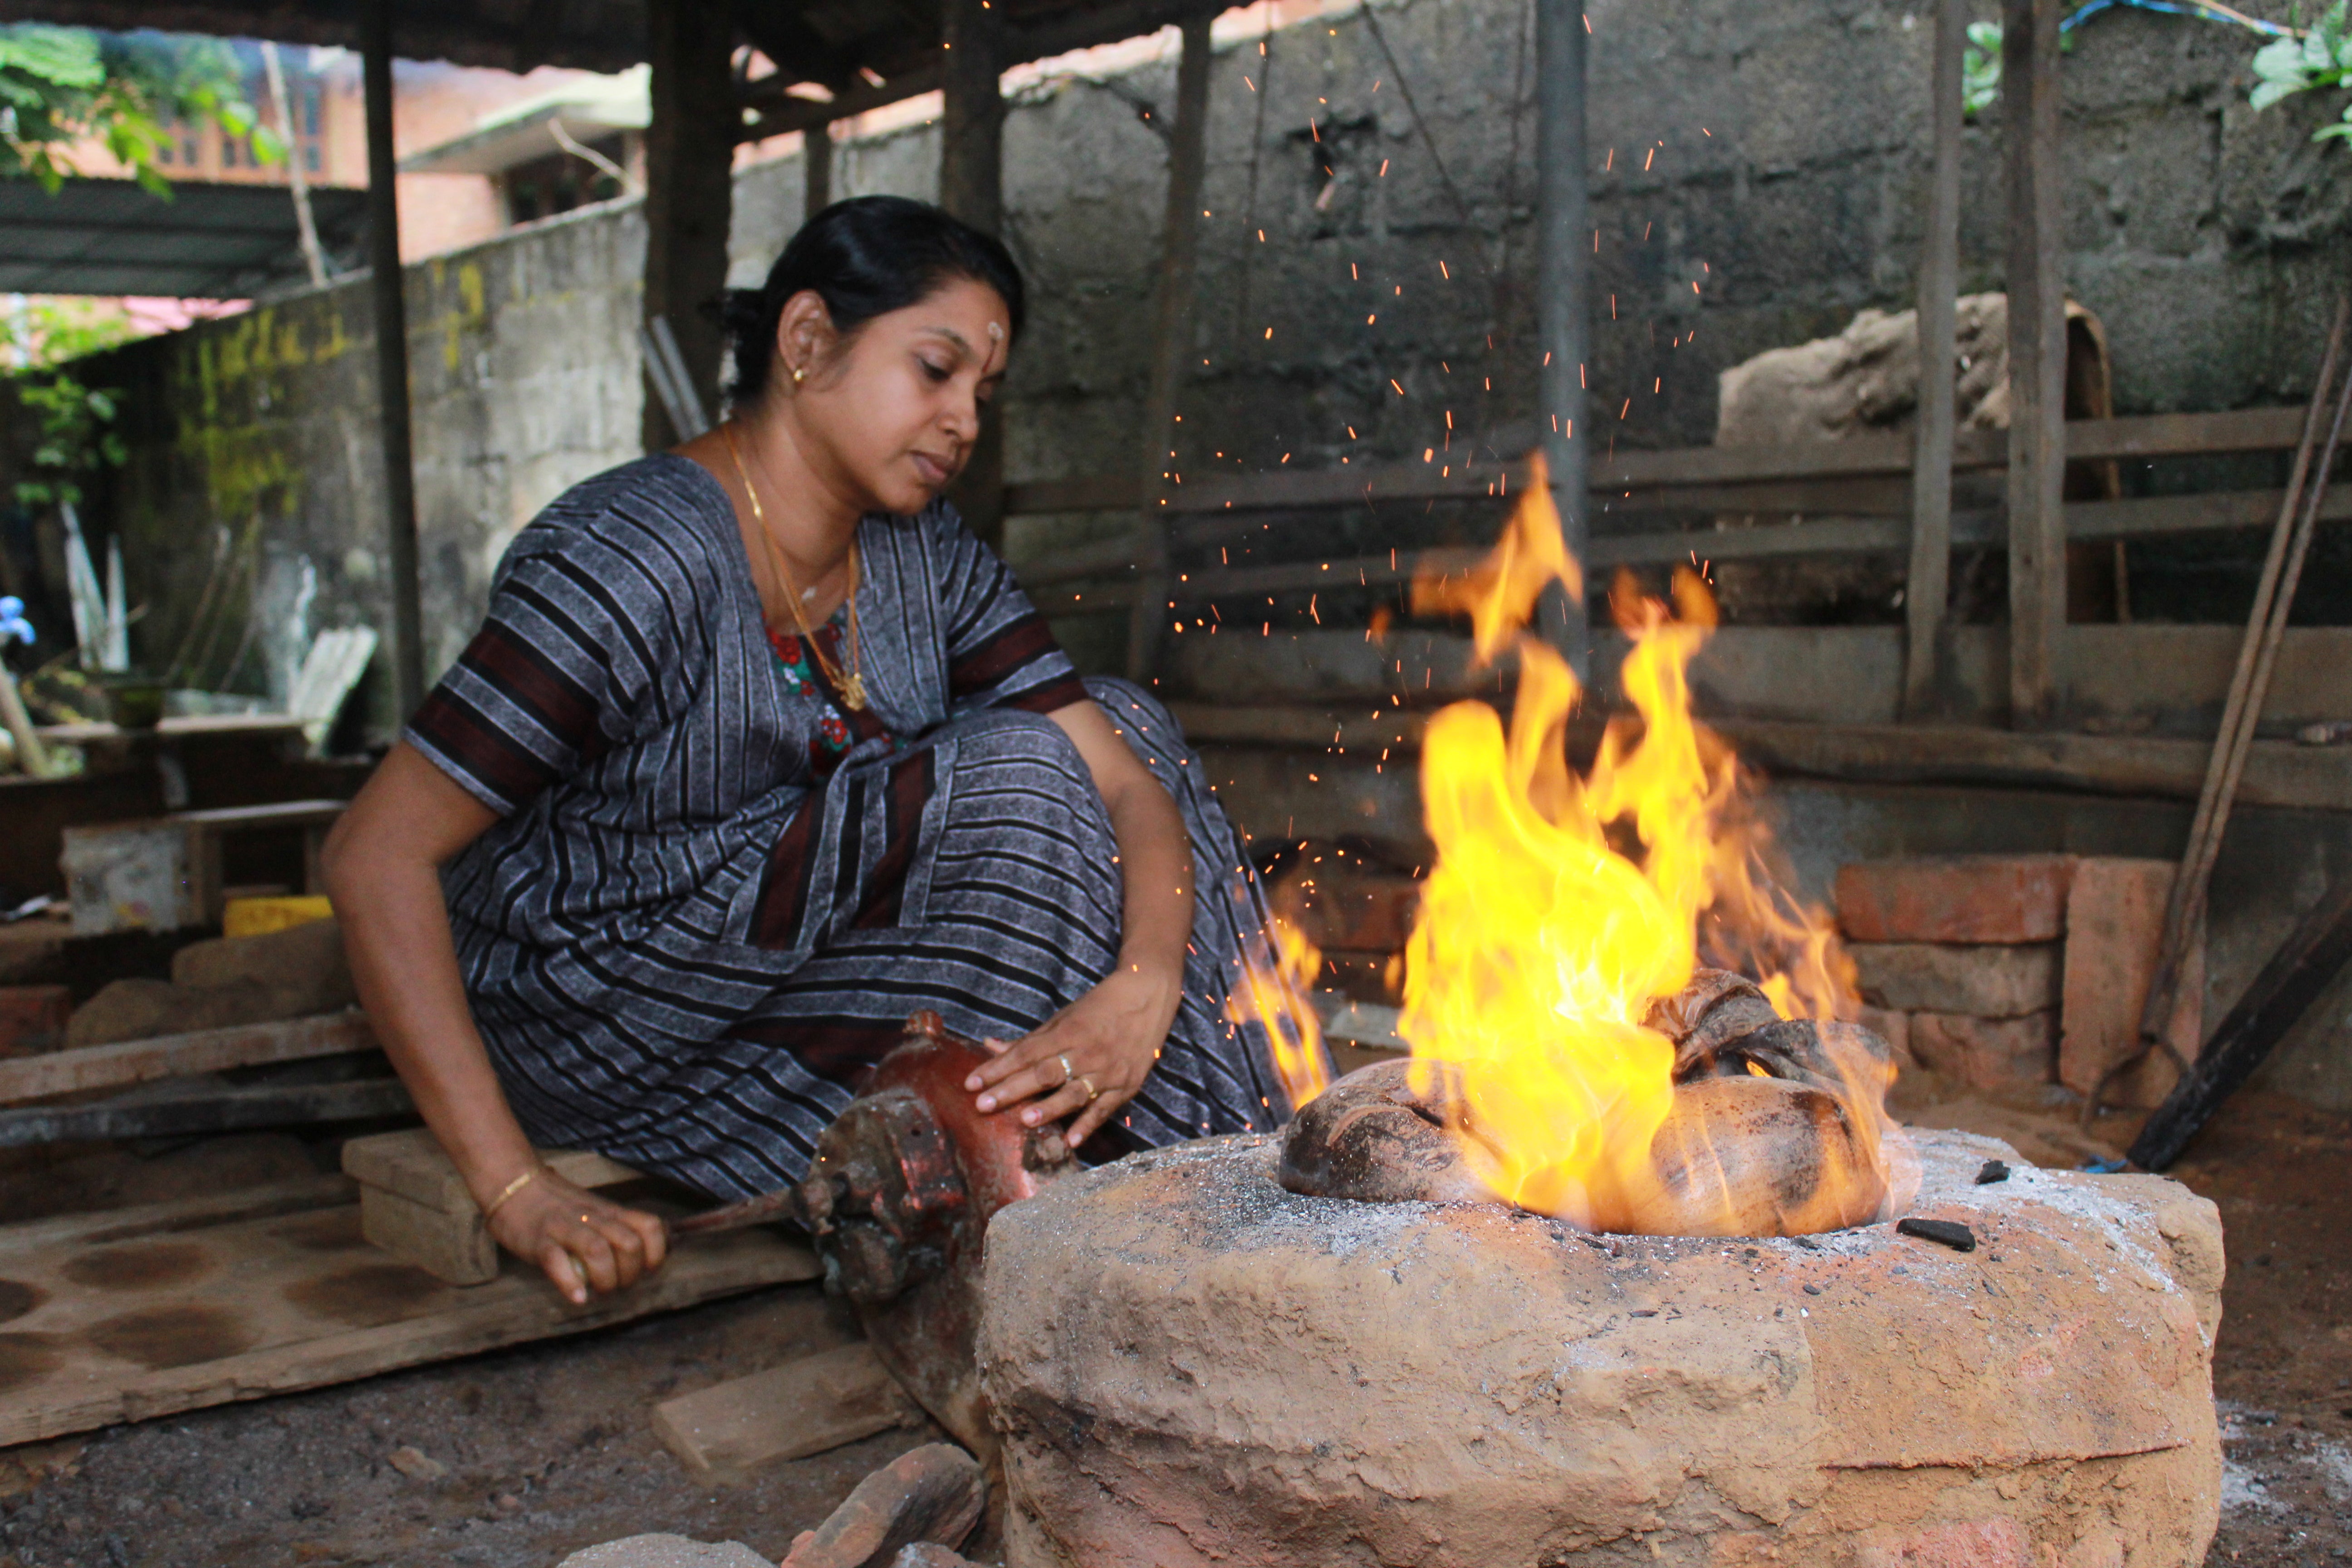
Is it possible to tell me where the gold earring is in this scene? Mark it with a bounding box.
[791,365,806,385]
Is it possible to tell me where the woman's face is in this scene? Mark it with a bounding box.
[783,276,1012,516]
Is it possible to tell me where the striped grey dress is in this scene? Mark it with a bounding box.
[407,454,1308,1200]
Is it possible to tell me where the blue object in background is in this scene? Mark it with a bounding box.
[0,596,32,649]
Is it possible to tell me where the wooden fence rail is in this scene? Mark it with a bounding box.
[1009,407,2326,622]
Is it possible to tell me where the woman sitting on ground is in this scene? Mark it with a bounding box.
[324,196,1309,1305]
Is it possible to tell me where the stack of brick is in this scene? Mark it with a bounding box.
[1835,854,2203,1106]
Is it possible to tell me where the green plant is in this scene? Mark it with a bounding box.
[2250,2,2352,141]
[1963,21,2004,118]
[0,25,281,196]
[13,370,125,511]
[4,296,138,368]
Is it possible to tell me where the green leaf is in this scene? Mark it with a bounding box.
[2254,36,2314,82]
[2316,119,2352,140]
[0,27,102,89]
[2253,78,2311,110]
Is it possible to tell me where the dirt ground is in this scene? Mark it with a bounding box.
[0,1081,2342,1568]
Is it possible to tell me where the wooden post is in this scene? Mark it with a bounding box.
[2003,0,2068,729]
[804,120,832,224]
[1903,0,1965,720]
[941,0,1008,549]
[642,0,737,447]
[1534,0,1590,676]
[1125,14,1215,685]
[361,0,421,718]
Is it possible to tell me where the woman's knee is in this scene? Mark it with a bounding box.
[936,708,1103,819]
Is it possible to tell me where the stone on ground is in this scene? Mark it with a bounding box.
[557,1534,773,1568]
[781,1442,985,1568]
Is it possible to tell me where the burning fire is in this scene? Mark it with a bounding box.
[1229,452,1901,1234]
[1399,454,1891,1232]
[1227,910,1333,1113]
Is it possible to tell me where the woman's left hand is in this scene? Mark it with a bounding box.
[964,965,1181,1147]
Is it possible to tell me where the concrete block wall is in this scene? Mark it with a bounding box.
[28,0,2342,715]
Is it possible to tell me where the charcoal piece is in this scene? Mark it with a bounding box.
[1975,1160,2012,1185]
[1896,1217,1977,1252]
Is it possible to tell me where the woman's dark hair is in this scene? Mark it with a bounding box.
[721,195,1026,403]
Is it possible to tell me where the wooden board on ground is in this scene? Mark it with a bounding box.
[0,1010,376,1106]
[0,1174,818,1447]
[652,1342,920,1475]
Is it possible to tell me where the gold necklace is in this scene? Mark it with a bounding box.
[722,423,868,711]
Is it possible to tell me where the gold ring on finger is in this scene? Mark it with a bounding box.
[1057,1052,1075,1086]
[1076,1074,1100,1104]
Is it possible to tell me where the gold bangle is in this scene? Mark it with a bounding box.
[481,1165,541,1220]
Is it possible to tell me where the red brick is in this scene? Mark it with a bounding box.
[1908,1009,2058,1091]
[0,985,70,1057]
[1836,855,2076,944]
[2060,858,2202,1109]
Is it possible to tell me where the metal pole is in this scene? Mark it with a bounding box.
[1903,0,1964,719]
[262,41,327,288]
[804,120,832,224]
[941,0,1008,548]
[362,0,422,718]
[1535,0,1589,675]
[2003,0,2067,729]
[1124,13,1215,684]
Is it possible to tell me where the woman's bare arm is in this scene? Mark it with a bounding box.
[322,743,666,1304]
[963,700,1195,1147]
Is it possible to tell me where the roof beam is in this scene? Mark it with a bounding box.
[735,0,1225,142]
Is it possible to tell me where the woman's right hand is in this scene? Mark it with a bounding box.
[483,1167,670,1306]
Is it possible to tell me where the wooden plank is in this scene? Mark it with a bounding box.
[0,1191,818,1447]
[172,799,346,829]
[1906,0,1965,719]
[0,1076,412,1147]
[2004,0,2068,728]
[1016,533,1152,588]
[652,1342,919,1474]
[0,1009,375,1106]
[1713,718,2352,811]
[1169,703,1429,753]
[1170,700,2352,811]
[360,1183,498,1286]
[1139,485,2350,612]
[344,1127,647,1287]
[1595,517,1915,567]
[1125,12,1215,683]
[1002,474,1135,516]
[2067,406,2308,462]
[2068,484,2352,541]
[0,1173,353,1251]
[1004,407,2319,524]
[343,1127,641,1214]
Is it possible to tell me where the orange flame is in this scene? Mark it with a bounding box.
[1399,454,1895,1234]
[1228,911,1333,1112]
